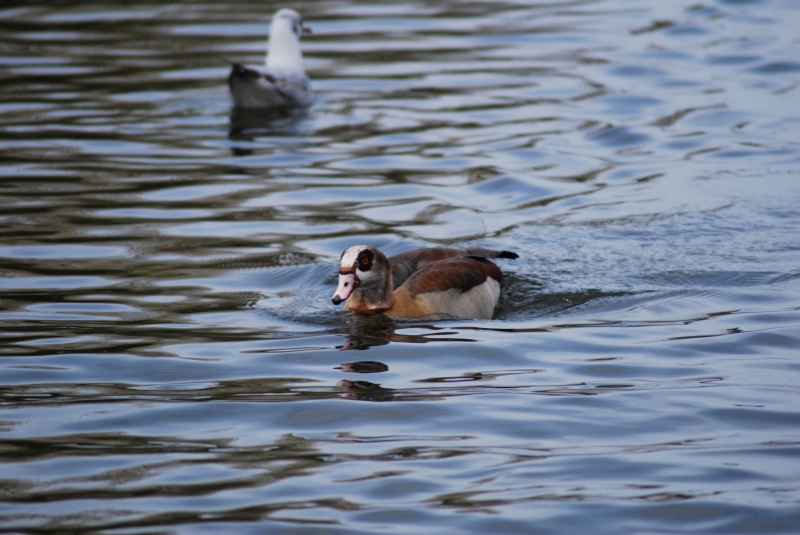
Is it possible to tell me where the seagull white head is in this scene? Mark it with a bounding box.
[266,9,310,73]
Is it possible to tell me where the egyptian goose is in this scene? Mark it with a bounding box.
[228,9,313,109]
[331,246,518,319]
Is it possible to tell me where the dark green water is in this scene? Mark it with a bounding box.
[1,0,799,533]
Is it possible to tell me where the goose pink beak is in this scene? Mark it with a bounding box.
[332,272,357,305]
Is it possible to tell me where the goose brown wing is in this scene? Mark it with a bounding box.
[389,247,517,289]
[400,257,503,296]
[389,248,461,289]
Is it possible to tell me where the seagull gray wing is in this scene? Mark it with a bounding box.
[229,64,312,109]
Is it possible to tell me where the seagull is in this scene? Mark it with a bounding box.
[228,9,313,109]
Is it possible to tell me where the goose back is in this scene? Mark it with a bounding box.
[390,257,504,319]
[389,247,518,289]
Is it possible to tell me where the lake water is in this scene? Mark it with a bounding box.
[2,0,800,533]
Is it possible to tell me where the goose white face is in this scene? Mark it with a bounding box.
[332,246,380,304]
[339,245,368,271]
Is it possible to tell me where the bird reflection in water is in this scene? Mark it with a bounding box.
[335,361,389,373]
[228,106,309,139]
[336,323,477,351]
[336,379,396,402]
[332,319,477,400]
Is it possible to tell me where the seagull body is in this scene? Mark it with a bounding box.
[229,9,313,109]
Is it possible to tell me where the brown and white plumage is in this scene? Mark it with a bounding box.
[331,246,518,319]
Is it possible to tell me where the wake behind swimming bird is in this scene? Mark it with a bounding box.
[228,9,313,109]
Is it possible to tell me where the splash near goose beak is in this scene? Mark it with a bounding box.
[332,272,357,305]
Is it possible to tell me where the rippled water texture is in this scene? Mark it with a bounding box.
[2,0,800,533]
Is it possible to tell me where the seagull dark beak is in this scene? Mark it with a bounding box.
[302,24,312,35]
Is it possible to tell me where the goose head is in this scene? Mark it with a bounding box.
[332,246,392,309]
